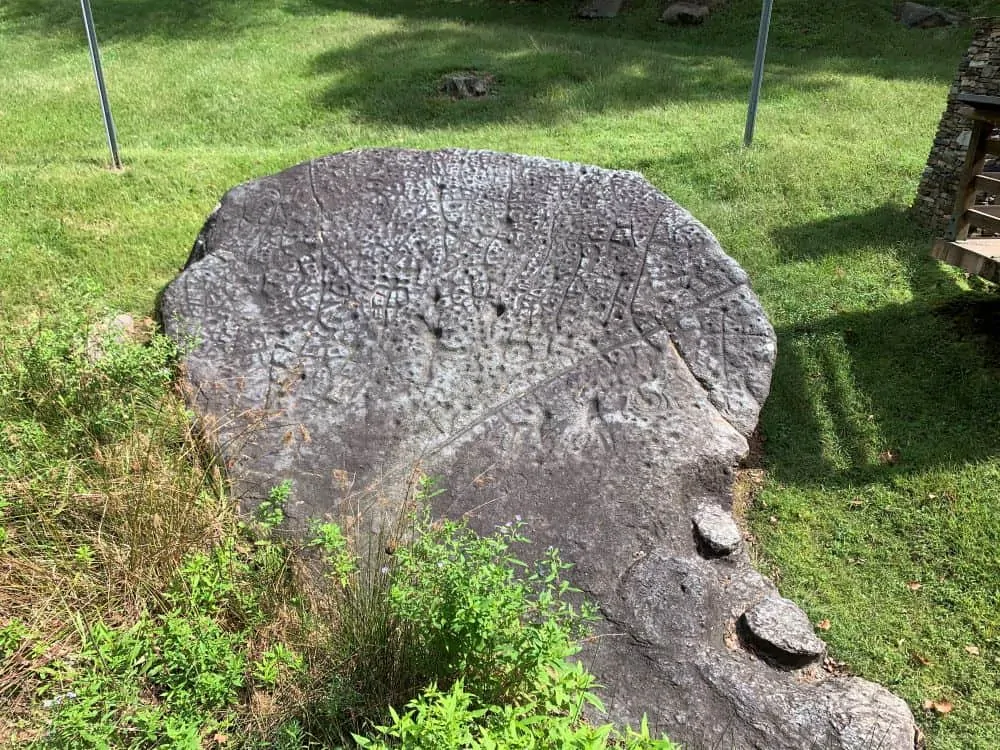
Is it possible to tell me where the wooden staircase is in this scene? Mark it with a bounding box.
[932,94,1000,283]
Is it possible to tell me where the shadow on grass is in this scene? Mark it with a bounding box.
[0,0,285,41]
[772,204,920,262]
[764,203,1000,487]
[763,292,1000,490]
[3,0,970,88]
[772,203,1000,291]
[294,0,973,81]
[307,23,840,129]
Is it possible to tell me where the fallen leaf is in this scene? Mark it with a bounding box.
[878,449,899,465]
[816,619,831,631]
[822,656,849,675]
[213,734,229,745]
[911,652,932,667]
[965,645,980,656]
[768,515,778,524]
[907,581,923,591]
[932,699,953,715]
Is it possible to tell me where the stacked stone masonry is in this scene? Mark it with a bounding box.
[913,18,1000,235]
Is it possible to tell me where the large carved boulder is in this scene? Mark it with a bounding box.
[159,149,918,749]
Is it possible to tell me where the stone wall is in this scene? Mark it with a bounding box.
[912,17,1000,235]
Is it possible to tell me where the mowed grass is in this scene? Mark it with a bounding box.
[1,0,999,746]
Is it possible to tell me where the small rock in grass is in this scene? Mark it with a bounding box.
[439,72,495,99]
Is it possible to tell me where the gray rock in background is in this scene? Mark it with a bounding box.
[661,2,710,25]
[896,1,965,29]
[578,0,625,19]
[159,148,918,749]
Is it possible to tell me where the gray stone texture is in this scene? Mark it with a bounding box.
[913,18,1000,234]
[160,148,918,749]
[693,502,742,555]
[660,2,710,25]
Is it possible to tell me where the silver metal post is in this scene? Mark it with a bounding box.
[743,0,774,148]
[80,0,122,169]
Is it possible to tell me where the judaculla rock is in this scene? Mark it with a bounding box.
[159,148,919,749]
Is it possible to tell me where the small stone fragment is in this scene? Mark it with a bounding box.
[439,72,494,99]
[742,595,826,666]
[660,2,710,25]
[692,504,742,556]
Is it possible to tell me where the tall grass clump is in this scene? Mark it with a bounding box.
[0,300,674,748]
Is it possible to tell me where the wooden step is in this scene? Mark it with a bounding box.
[975,173,1000,193]
[966,205,1000,233]
[932,238,1000,283]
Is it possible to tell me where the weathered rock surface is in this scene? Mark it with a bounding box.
[159,148,919,750]
[693,503,742,556]
[896,1,965,29]
[660,2,710,25]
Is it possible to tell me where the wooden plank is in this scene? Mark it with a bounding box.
[975,173,1000,192]
[958,93,1000,110]
[932,238,1000,283]
[966,205,1000,234]
[949,120,993,240]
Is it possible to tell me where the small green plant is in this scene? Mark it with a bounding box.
[355,668,678,749]
[307,519,356,586]
[0,300,176,472]
[254,642,304,688]
[389,512,590,708]
[256,480,292,530]
[0,619,30,660]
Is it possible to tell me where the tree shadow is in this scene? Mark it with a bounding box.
[772,204,921,262]
[2,0,972,90]
[294,0,973,83]
[0,0,285,42]
[307,22,837,129]
[764,204,1000,487]
[762,288,1000,490]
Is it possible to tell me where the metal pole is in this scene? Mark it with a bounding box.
[743,0,774,148]
[80,0,122,169]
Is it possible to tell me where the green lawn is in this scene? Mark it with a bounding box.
[2,0,999,747]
